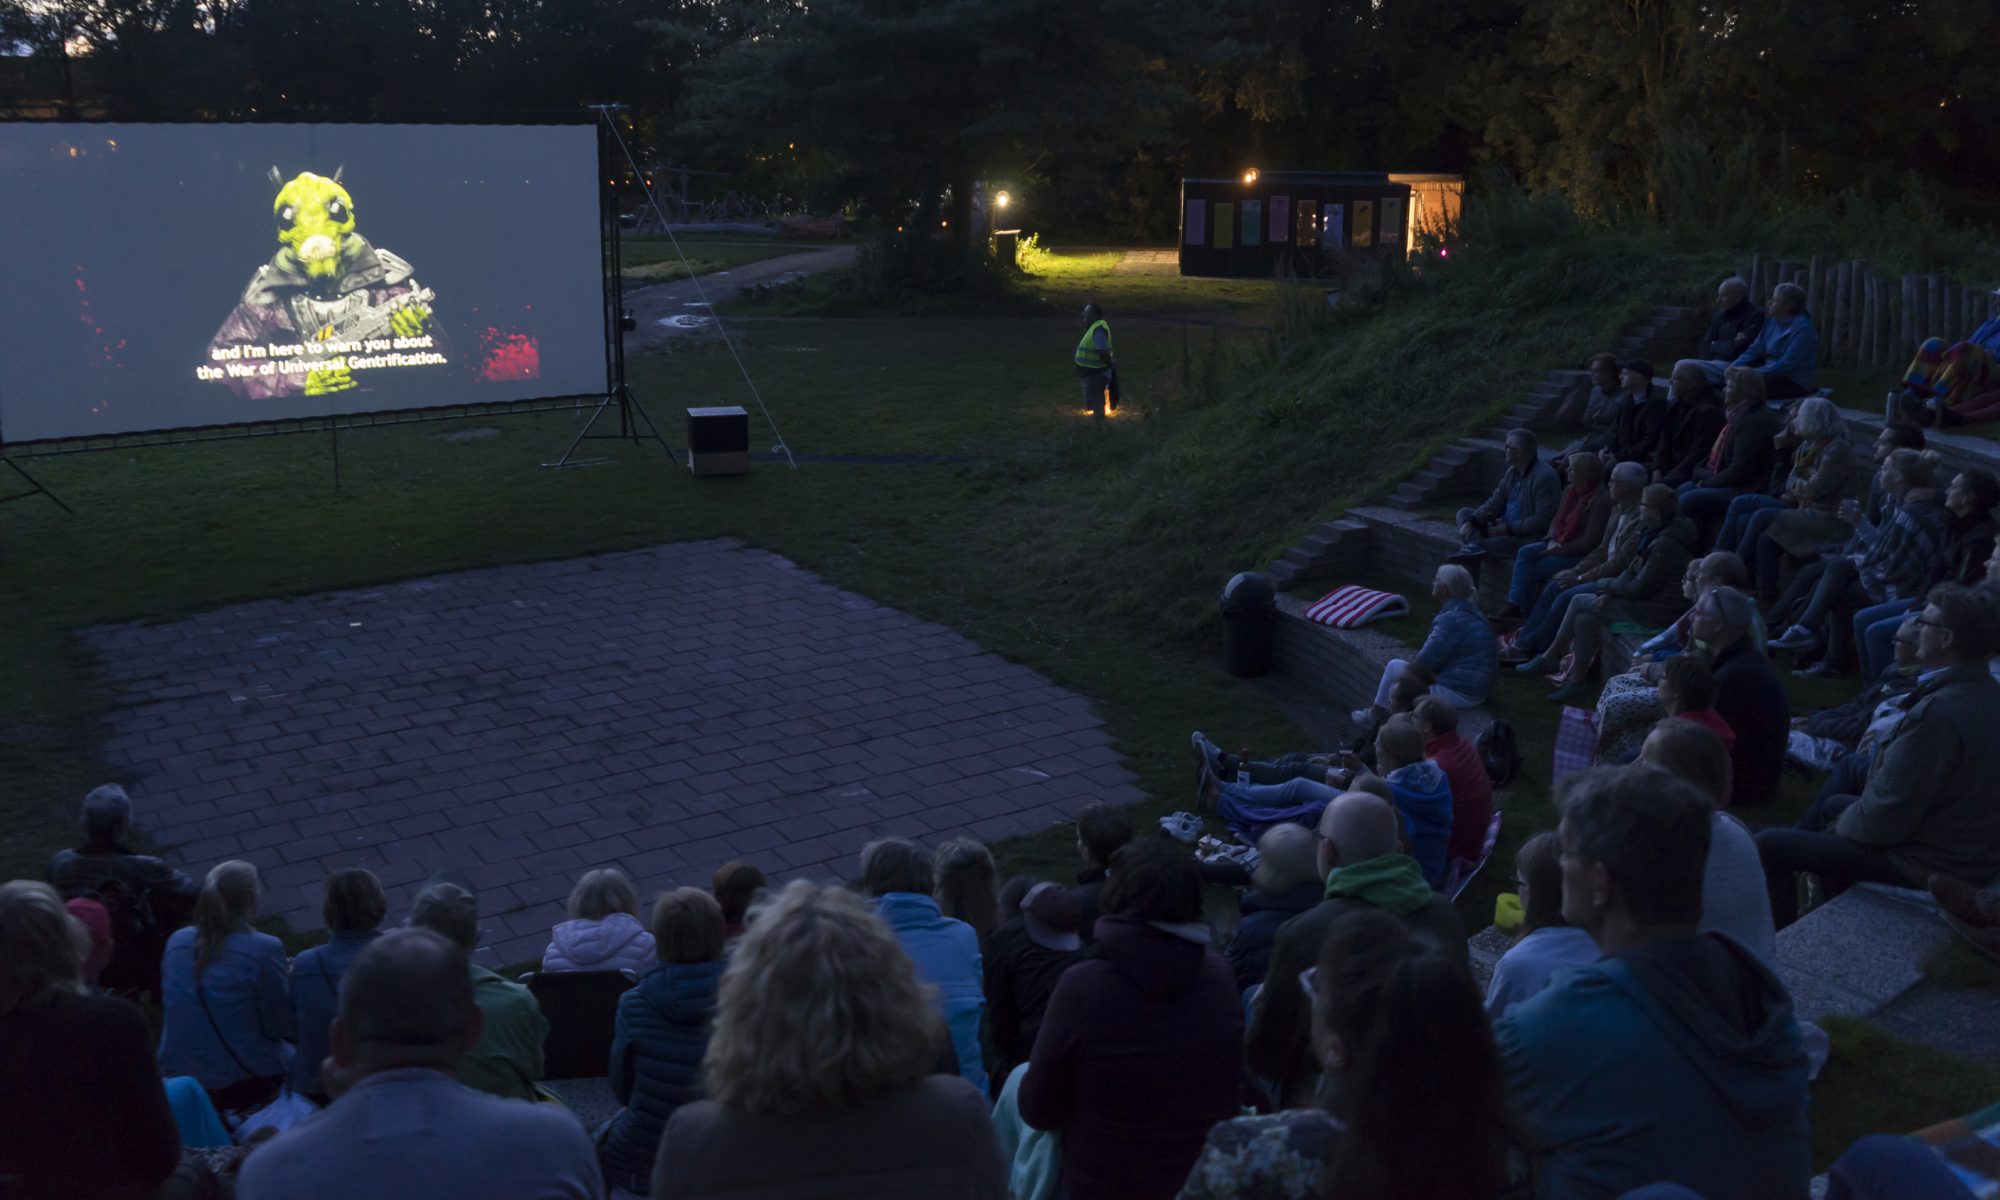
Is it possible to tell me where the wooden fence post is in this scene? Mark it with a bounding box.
[1862,273,1878,368]
[1833,261,1853,367]
[1901,276,1917,361]
[1930,275,1946,343]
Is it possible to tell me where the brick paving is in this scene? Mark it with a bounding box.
[84,539,1143,966]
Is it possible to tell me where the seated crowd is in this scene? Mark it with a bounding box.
[7,279,1998,1200]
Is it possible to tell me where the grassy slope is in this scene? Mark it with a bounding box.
[617,235,803,283]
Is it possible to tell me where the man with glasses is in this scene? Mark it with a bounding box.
[1756,583,2000,927]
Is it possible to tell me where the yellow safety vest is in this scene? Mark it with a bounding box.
[1074,320,1112,370]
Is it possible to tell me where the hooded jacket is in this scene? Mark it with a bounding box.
[1601,516,1701,627]
[1496,932,1810,1200]
[1017,916,1242,1200]
[875,892,987,1095]
[1384,760,1455,888]
[983,916,1087,1091]
[541,913,656,976]
[598,959,724,1191]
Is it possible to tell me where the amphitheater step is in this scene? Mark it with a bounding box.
[1271,591,1495,744]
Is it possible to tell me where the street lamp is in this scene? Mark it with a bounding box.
[1242,168,1259,185]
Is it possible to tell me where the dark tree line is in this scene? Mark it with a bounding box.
[6,0,1997,237]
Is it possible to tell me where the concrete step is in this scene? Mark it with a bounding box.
[1271,592,1495,743]
[1347,506,1511,610]
[1835,405,2000,485]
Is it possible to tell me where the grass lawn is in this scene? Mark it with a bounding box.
[617,235,807,283]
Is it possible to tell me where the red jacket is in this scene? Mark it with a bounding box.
[1426,731,1496,863]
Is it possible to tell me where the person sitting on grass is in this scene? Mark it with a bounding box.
[1180,908,1512,1200]
[1353,564,1495,729]
[934,838,1000,944]
[542,866,655,976]
[982,880,1086,1095]
[1484,832,1599,1017]
[1495,452,1612,628]
[861,838,987,1096]
[1223,825,1326,993]
[292,868,386,1106]
[1071,802,1134,944]
[408,881,549,1103]
[1768,449,1952,676]
[711,860,765,944]
[1454,430,1563,563]
[1190,662,1438,795]
[597,887,727,1196]
[1654,363,1730,488]
[1497,765,1810,1200]
[1410,696,1495,871]
[1757,583,2000,928]
[1506,462,1649,663]
[1245,792,1467,1110]
[157,859,294,1113]
[1637,719,1777,962]
[45,783,199,1001]
[650,880,1005,1199]
[1892,287,2000,427]
[1343,717,1455,890]
[1554,353,1624,455]
[1514,485,1699,704]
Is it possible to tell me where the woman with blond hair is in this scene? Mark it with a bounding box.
[156,859,293,1111]
[543,865,656,975]
[649,880,1006,1199]
[0,880,181,1199]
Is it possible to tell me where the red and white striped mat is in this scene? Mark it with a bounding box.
[1304,585,1410,629]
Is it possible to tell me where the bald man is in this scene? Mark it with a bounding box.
[1245,792,1467,1107]
[237,929,602,1200]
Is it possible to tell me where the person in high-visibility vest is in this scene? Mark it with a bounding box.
[1074,303,1117,415]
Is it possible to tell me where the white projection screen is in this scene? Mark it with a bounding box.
[0,122,607,444]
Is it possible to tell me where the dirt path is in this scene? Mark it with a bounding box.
[625,244,860,350]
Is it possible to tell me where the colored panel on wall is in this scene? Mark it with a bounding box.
[1241,200,1262,247]
[1215,202,1235,249]
[1269,195,1291,242]
[1351,200,1375,247]
[1296,203,1316,246]
[1380,196,1405,250]
[1321,204,1344,250]
[1184,199,1206,245]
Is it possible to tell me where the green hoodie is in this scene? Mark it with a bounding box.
[1324,853,1435,916]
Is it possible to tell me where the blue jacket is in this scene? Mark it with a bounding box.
[876,892,987,1095]
[1385,760,1455,888]
[157,926,294,1089]
[1496,933,1810,1200]
[1223,881,1323,991]
[1732,313,1819,391]
[290,930,379,1095]
[1418,597,1498,704]
[599,959,723,1190]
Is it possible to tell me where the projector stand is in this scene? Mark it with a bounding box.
[0,454,71,513]
[543,104,675,470]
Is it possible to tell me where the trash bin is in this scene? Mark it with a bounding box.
[1220,571,1277,678]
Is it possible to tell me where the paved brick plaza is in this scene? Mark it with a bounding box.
[85,539,1143,965]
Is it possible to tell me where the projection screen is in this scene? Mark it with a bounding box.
[0,122,606,444]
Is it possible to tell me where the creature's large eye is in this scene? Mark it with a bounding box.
[326,199,348,221]
[277,204,296,228]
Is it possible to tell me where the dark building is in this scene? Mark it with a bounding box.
[1177,170,1462,278]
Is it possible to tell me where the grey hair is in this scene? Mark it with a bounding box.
[1704,585,1756,633]
[1610,460,1648,485]
[1504,428,1540,452]
[1774,281,1806,314]
[1719,276,1748,297]
[1253,824,1321,893]
[81,784,132,839]
[409,881,479,951]
[1434,562,1477,601]
[1792,396,1843,441]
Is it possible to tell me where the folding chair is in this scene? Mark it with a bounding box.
[524,969,639,1079]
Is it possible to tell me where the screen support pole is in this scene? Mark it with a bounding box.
[544,104,674,469]
[0,453,73,513]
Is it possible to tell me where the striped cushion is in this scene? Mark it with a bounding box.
[1304,585,1409,629]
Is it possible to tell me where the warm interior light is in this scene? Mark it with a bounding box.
[1243,168,1259,185]
[995,190,1012,209]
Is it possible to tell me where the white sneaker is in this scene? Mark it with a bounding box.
[1159,812,1202,844]
[1349,708,1374,728]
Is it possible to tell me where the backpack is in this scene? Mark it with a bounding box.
[1478,719,1522,787]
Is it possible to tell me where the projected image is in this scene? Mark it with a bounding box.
[0,122,605,444]
[203,168,449,399]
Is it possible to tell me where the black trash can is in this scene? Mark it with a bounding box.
[1220,571,1277,678]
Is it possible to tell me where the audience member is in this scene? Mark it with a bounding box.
[983,880,1087,1093]
[543,867,655,975]
[1455,429,1562,561]
[1758,584,2000,926]
[1485,832,1599,1016]
[44,783,199,999]
[1654,364,1729,487]
[1355,563,1495,729]
[292,867,386,1105]
[1019,840,1242,1200]
[1506,461,1649,660]
[1692,276,1766,370]
[1495,452,1611,626]
[598,888,727,1196]
[1246,792,1467,1108]
[1675,368,1784,545]
[409,881,549,1102]
[1726,281,1819,400]
[1593,647,1732,767]
[935,837,1001,942]
[862,837,988,1094]
[1555,352,1624,454]
[1181,908,1511,1200]
[1696,586,1790,807]
[1355,715,1454,888]
[710,860,765,942]
[65,895,115,987]
[1769,449,1950,674]
[1605,359,1667,468]
[0,880,181,1200]
[1844,467,2000,680]
[236,928,602,1200]
[1411,695,1496,868]
[1731,396,1859,593]
[1072,802,1134,943]
[157,859,294,1111]
[1893,287,2000,426]
[1497,765,1810,1200]
[1638,720,1778,961]
[1223,825,1324,992]
[651,880,1005,1199]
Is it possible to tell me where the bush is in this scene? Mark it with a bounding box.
[833,233,1019,306]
